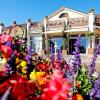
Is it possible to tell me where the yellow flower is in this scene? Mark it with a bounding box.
[30,70,36,80]
[16,64,20,68]
[2,58,7,64]
[37,78,46,86]
[21,61,27,67]
[30,71,46,80]
[23,53,26,56]
[16,58,20,64]
[22,67,27,74]
[36,71,45,77]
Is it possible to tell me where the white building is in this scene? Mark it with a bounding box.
[2,7,100,55]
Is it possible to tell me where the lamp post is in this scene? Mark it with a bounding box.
[0,23,4,34]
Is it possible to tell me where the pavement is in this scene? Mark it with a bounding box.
[64,54,100,72]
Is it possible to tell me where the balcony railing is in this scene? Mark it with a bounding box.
[69,17,88,27]
[31,22,43,31]
[47,20,64,31]
[31,17,88,32]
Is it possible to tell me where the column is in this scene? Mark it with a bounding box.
[64,17,68,30]
[87,11,95,55]
[44,16,48,31]
[88,11,95,32]
[44,16,48,51]
[27,19,32,50]
[0,23,4,34]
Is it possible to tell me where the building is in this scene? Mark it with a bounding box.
[1,7,100,55]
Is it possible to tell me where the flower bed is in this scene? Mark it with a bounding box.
[0,33,100,100]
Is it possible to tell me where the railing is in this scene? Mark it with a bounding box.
[69,17,88,27]
[31,17,88,32]
[47,20,64,31]
[31,22,43,31]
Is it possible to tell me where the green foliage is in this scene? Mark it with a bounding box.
[63,21,67,30]
[42,34,45,50]
[0,51,2,58]
[86,32,95,37]
[89,8,94,13]
[76,66,92,95]
[62,33,69,50]
[62,37,67,50]
[42,26,45,32]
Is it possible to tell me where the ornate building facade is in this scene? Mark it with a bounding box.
[1,7,100,55]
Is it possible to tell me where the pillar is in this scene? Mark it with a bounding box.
[44,16,48,51]
[44,16,48,31]
[0,23,4,34]
[86,11,95,55]
[27,19,32,50]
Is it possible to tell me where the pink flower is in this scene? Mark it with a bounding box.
[0,33,13,43]
[41,70,71,100]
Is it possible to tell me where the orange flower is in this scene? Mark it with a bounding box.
[73,94,84,100]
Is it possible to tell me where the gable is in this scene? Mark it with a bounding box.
[48,7,88,21]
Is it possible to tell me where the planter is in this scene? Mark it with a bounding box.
[62,50,67,57]
[87,48,94,54]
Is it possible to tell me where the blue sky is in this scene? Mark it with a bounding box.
[0,0,99,26]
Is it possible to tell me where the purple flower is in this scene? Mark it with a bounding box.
[90,74,100,99]
[57,49,62,61]
[50,44,55,65]
[4,41,12,47]
[95,89,100,98]
[69,34,81,74]
[89,42,100,75]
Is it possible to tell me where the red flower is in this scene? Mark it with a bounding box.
[0,82,10,95]
[37,63,51,72]
[1,45,12,58]
[11,77,35,100]
[0,33,13,43]
[41,70,71,100]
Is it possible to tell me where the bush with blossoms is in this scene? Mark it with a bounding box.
[0,32,100,100]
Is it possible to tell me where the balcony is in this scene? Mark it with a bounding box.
[31,17,88,32]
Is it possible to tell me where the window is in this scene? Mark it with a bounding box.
[80,36,89,53]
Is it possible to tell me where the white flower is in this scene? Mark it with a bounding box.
[81,66,86,72]
[92,71,99,78]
